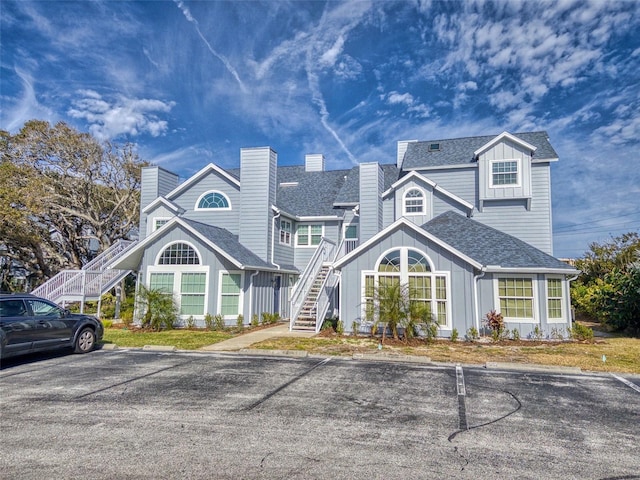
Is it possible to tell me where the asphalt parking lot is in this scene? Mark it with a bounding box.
[1,349,638,480]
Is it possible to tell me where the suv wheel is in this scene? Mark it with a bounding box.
[74,328,96,353]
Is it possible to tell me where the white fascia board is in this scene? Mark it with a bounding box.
[532,157,559,163]
[381,171,474,213]
[474,131,537,158]
[109,218,180,270]
[333,218,483,270]
[166,163,240,199]
[273,206,339,222]
[483,266,581,275]
[111,217,245,271]
[176,218,244,269]
[382,171,436,198]
[142,196,184,215]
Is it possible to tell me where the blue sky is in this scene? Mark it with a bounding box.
[1,0,639,258]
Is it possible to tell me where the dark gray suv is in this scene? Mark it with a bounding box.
[0,293,103,359]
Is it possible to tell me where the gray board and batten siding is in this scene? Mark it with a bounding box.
[337,224,476,334]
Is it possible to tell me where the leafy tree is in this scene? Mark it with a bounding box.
[572,232,640,336]
[0,120,146,287]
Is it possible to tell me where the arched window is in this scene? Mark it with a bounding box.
[196,191,230,210]
[364,248,449,328]
[404,188,425,215]
[158,242,200,265]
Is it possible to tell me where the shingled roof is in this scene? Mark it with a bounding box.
[402,131,558,169]
[275,166,350,217]
[333,164,399,205]
[421,211,574,270]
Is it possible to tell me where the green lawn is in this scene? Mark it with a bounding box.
[102,328,233,350]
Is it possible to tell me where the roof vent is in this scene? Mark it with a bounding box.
[428,143,441,152]
[279,182,299,187]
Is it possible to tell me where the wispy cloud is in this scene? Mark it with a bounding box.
[173,0,247,93]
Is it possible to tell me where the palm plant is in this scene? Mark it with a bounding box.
[136,284,179,331]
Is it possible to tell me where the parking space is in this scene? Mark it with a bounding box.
[1,350,638,479]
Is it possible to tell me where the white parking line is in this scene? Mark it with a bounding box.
[456,364,466,396]
[611,373,640,393]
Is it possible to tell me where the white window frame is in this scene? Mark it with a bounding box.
[154,240,201,265]
[153,217,171,231]
[402,188,426,216]
[217,270,244,319]
[490,159,521,188]
[296,224,324,247]
[195,190,232,211]
[546,276,567,324]
[147,265,209,319]
[279,219,292,246]
[493,275,538,323]
[360,247,452,330]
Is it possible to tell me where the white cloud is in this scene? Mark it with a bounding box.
[67,91,175,140]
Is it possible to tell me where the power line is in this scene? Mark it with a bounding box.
[555,211,640,232]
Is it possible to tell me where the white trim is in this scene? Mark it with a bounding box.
[402,187,427,216]
[146,265,210,318]
[166,163,240,199]
[195,190,232,211]
[154,240,202,266]
[484,267,579,275]
[545,275,568,324]
[295,223,324,248]
[279,219,292,246]
[152,217,171,232]
[360,247,452,330]
[474,131,537,158]
[383,170,474,213]
[493,274,539,324]
[217,270,245,319]
[333,217,483,270]
[489,158,521,188]
[142,196,184,215]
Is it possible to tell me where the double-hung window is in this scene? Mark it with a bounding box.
[547,278,564,322]
[404,188,425,215]
[219,272,242,317]
[280,219,292,245]
[491,160,519,186]
[497,277,535,321]
[296,224,323,247]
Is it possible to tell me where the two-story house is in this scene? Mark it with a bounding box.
[111,131,578,338]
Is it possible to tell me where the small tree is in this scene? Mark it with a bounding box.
[136,284,179,331]
[484,310,505,341]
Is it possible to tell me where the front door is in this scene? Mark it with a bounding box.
[273,275,281,315]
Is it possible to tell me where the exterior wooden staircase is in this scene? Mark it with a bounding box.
[291,265,331,331]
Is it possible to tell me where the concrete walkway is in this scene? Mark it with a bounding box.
[198,322,316,351]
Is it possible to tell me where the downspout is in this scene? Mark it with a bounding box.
[566,273,580,329]
[271,206,281,270]
[473,268,486,333]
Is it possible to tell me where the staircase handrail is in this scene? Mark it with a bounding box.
[31,270,84,300]
[313,267,340,333]
[290,237,336,330]
[83,239,135,271]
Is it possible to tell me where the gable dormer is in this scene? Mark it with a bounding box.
[476,132,536,211]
